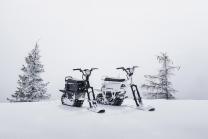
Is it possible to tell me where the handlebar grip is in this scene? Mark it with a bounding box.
[91,68,98,70]
[133,66,139,68]
[73,68,81,71]
[116,67,124,70]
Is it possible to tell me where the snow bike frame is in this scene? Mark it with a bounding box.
[116,66,143,106]
[73,68,98,108]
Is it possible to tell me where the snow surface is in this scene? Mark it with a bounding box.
[0,99,208,139]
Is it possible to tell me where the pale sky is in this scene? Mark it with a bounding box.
[0,0,208,102]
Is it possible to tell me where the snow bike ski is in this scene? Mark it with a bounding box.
[59,68,105,113]
[96,66,155,111]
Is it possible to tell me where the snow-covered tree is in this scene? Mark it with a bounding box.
[8,43,50,102]
[142,52,180,99]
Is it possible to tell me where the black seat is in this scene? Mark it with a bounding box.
[104,78,125,82]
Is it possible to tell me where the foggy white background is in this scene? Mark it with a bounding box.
[0,0,208,102]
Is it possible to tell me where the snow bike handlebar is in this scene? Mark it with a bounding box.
[116,66,139,77]
[73,68,98,80]
[73,68,98,73]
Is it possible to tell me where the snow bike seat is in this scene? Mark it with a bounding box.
[65,78,84,83]
[104,78,125,82]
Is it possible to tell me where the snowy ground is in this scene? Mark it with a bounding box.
[0,99,208,139]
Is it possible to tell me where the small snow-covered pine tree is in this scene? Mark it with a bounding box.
[142,52,179,99]
[8,43,50,102]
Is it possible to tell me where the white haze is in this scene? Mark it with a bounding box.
[0,0,208,102]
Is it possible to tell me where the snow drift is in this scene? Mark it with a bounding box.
[0,99,207,139]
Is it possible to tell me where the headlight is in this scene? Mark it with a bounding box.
[130,68,134,73]
[85,69,91,75]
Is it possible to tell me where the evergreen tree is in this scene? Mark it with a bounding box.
[8,43,50,102]
[142,52,180,99]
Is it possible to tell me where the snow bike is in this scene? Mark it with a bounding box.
[59,68,105,113]
[96,66,155,111]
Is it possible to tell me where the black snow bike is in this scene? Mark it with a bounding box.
[96,66,155,111]
[60,68,105,113]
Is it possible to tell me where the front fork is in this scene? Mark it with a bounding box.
[86,87,97,108]
[130,84,143,106]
